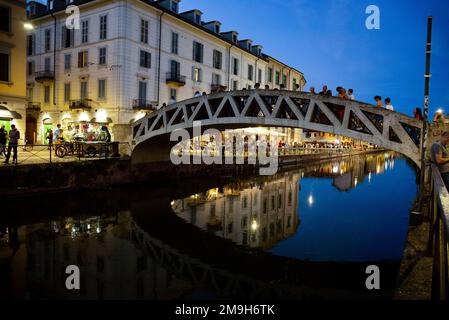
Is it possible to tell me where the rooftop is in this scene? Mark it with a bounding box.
[27,0,304,78]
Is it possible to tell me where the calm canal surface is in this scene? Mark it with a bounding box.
[0,152,418,300]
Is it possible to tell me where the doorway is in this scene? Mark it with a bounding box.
[26,116,37,144]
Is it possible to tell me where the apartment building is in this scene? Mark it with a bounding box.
[0,0,27,139]
[26,0,306,145]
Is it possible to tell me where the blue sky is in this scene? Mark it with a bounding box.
[34,0,449,116]
[192,0,449,116]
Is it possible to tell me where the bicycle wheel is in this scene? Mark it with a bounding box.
[55,146,68,158]
[85,146,97,158]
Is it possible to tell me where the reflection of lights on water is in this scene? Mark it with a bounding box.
[251,220,258,231]
[308,195,314,206]
[376,165,381,174]
[354,177,358,187]
[368,172,372,183]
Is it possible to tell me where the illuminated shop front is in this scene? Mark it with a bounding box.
[37,109,114,143]
[0,105,23,133]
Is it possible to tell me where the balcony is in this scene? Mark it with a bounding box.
[211,84,228,93]
[166,72,186,87]
[27,102,41,111]
[133,99,157,111]
[69,99,92,110]
[34,71,55,83]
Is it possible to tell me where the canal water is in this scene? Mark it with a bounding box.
[0,152,418,300]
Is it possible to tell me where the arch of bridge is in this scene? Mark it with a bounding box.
[131,90,424,167]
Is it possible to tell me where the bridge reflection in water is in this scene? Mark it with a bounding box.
[0,152,415,300]
[171,152,397,251]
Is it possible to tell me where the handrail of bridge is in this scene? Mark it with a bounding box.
[428,164,449,300]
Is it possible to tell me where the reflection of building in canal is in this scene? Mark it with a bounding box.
[333,152,396,191]
[19,212,190,300]
[172,173,301,250]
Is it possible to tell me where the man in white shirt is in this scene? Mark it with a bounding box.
[348,89,355,100]
[53,124,61,141]
[385,98,394,111]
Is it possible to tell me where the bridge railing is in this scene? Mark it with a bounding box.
[428,164,449,300]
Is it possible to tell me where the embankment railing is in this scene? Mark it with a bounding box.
[429,164,449,300]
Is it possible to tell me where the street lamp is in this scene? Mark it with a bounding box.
[24,22,34,30]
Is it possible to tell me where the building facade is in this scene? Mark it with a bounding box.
[0,0,27,139]
[26,0,306,146]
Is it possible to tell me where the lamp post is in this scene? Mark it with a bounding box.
[419,16,433,212]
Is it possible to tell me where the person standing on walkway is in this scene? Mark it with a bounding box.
[53,124,61,142]
[0,125,7,157]
[430,131,449,187]
[4,125,20,165]
[46,128,53,149]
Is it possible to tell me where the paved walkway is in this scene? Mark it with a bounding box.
[394,217,432,300]
[0,145,105,166]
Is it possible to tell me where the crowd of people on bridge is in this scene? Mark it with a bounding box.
[164,83,436,126]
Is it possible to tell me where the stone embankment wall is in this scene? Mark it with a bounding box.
[0,150,382,197]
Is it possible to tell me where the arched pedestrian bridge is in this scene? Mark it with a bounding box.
[132,90,424,167]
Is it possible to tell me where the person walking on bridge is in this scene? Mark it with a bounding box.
[374,96,383,108]
[414,108,423,120]
[348,89,355,100]
[385,98,394,111]
[431,131,449,187]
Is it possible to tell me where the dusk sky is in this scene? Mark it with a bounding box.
[34,0,449,116]
[192,0,449,116]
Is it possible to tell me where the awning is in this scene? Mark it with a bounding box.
[0,105,23,120]
[90,117,113,124]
